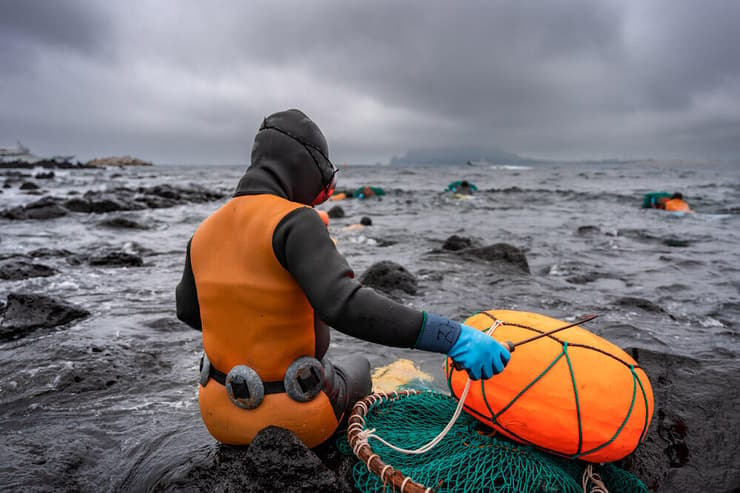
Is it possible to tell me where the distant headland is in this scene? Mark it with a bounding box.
[389,146,537,166]
[0,141,153,169]
[388,146,657,167]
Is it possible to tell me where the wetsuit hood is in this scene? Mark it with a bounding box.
[234,109,335,205]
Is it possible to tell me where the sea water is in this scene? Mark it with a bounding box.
[0,160,738,490]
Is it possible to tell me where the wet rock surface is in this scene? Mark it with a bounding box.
[460,242,530,274]
[98,216,150,229]
[1,184,226,219]
[432,236,529,274]
[155,426,354,493]
[0,292,90,340]
[0,259,58,280]
[359,260,418,296]
[1,196,70,219]
[442,234,474,251]
[88,251,144,267]
[147,347,740,493]
[328,205,346,218]
[615,297,675,319]
[618,348,740,491]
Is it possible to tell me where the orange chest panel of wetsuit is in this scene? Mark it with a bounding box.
[189,194,338,446]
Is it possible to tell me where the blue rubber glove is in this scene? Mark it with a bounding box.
[447,324,511,380]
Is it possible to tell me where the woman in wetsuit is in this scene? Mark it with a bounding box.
[176,109,510,447]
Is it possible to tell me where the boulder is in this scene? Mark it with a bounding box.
[619,348,740,491]
[88,251,144,267]
[98,217,149,230]
[0,259,58,280]
[359,260,418,296]
[1,196,69,220]
[460,243,530,274]
[442,234,473,251]
[328,206,346,219]
[0,292,90,340]
[615,297,674,319]
[2,186,226,219]
[156,426,352,492]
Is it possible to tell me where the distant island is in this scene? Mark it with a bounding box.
[389,146,537,166]
[86,156,152,167]
[0,141,152,169]
[388,146,656,167]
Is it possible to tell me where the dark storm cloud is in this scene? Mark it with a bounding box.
[0,1,113,72]
[1,0,738,163]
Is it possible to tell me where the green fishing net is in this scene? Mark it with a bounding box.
[344,391,647,493]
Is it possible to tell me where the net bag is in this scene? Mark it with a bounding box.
[346,390,648,493]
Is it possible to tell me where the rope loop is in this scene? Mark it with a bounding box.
[582,464,609,493]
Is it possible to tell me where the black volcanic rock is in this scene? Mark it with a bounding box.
[359,260,418,296]
[618,348,740,492]
[442,234,473,251]
[88,251,144,267]
[461,243,530,274]
[1,185,226,219]
[0,292,90,340]
[155,427,352,493]
[0,259,58,280]
[1,196,69,220]
[328,206,345,219]
[99,217,149,229]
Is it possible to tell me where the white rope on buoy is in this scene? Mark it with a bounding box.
[359,320,502,456]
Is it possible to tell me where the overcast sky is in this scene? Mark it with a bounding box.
[1,0,739,164]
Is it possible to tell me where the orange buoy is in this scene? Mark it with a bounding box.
[663,198,692,213]
[446,310,654,463]
[329,192,347,201]
[316,209,330,226]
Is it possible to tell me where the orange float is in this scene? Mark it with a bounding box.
[663,198,693,213]
[316,209,330,226]
[446,310,654,463]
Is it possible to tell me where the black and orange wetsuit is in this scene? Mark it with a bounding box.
[176,109,461,447]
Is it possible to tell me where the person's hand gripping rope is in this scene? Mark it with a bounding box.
[448,324,511,380]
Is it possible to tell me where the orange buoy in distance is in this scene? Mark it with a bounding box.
[316,209,330,227]
[446,310,654,463]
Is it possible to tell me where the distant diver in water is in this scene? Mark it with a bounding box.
[353,186,385,199]
[643,191,693,213]
[446,180,478,195]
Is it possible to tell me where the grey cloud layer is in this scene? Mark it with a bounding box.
[1,0,738,163]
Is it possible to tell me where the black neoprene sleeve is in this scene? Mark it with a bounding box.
[175,239,202,330]
[273,208,425,348]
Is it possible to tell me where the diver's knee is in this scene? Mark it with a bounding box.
[334,356,372,401]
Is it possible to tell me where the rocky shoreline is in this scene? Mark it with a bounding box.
[0,155,153,169]
[1,184,226,220]
[2,233,738,491]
